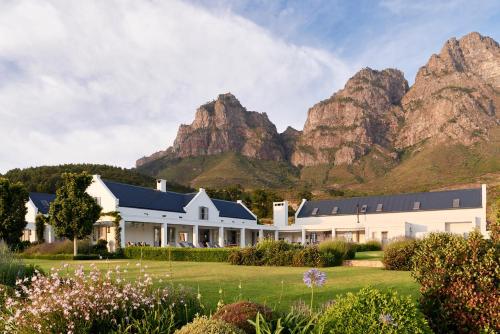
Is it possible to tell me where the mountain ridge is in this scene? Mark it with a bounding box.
[136,32,500,201]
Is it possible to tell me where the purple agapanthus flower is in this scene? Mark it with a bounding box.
[303,268,326,288]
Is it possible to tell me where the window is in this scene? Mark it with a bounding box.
[311,208,319,215]
[376,203,383,212]
[413,201,421,210]
[452,198,460,208]
[94,197,101,206]
[199,206,209,220]
[360,205,367,213]
[331,206,339,214]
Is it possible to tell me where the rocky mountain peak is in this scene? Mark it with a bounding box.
[292,67,408,166]
[136,93,285,167]
[397,32,500,148]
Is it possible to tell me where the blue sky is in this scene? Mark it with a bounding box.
[0,0,499,172]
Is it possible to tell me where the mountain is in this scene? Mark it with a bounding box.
[3,164,193,194]
[397,32,499,148]
[291,68,408,166]
[136,32,500,203]
[137,93,285,167]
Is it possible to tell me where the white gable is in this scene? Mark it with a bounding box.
[183,188,220,222]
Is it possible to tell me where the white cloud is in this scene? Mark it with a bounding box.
[0,0,352,173]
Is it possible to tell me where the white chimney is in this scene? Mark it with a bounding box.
[156,179,167,192]
[273,201,289,227]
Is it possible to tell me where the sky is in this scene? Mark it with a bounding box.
[0,0,499,173]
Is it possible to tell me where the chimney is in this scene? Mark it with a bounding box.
[156,179,167,192]
[273,201,289,227]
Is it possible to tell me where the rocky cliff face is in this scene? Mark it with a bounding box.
[397,32,500,148]
[137,93,285,166]
[291,68,408,166]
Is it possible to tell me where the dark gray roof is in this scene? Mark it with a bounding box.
[29,192,56,214]
[103,180,256,221]
[297,187,482,218]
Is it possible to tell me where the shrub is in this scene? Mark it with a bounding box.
[383,238,419,271]
[175,316,245,334]
[22,239,94,255]
[316,287,432,334]
[92,239,108,254]
[412,231,500,333]
[318,239,355,261]
[213,301,273,334]
[354,240,382,252]
[0,244,41,287]
[250,308,317,334]
[124,246,233,262]
[292,246,325,267]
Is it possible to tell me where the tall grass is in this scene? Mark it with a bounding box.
[0,243,40,287]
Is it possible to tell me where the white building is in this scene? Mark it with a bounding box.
[275,185,488,245]
[23,192,56,243]
[87,175,276,251]
[23,178,488,250]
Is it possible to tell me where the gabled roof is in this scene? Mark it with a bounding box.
[102,180,256,220]
[297,187,482,218]
[29,192,56,214]
[213,199,255,220]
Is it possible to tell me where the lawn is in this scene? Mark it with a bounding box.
[354,250,384,261]
[25,259,419,312]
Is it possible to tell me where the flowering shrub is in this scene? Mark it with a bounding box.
[412,231,500,333]
[213,301,273,334]
[316,287,432,334]
[383,238,419,270]
[175,316,245,334]
[2,264,201,333]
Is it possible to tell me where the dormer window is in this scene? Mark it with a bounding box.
[199,206,209,220]
[311,208,319,216]
[360,205,367,213]
[452,198,460,208]
[331,206,339,214]
[413,201,421,210]
[376,203,383,212]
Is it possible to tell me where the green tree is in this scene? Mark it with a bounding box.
[0,178,29,248]
[35,214,47,243]
[297,189,313,201]
[49,172,102,255]
[250,189,283,218]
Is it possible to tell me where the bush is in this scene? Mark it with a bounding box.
[383,238,418,271]
[213,301,273,334]
[0,244,41,287]
[230,240,351,267]
[412,231,499,333]
[175,316,245,334]
[292,246,325,267]
[354,240,382,252]
[318,239,355,261]
[22,239,94,255]
[124,246,233,262]
[316,287,432,334]
[92,239,108,255]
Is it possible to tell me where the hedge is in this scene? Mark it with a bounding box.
[124,246,234,262]
[18,254,102,261]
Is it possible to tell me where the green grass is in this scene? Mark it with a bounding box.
[354,251,384,261]
[24,259,419,312]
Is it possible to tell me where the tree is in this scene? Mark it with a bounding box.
[297,189,313,201]
[250,189,283,218]
[35,214,47,243]
[49,172,101,255]
[0,178,29,248]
